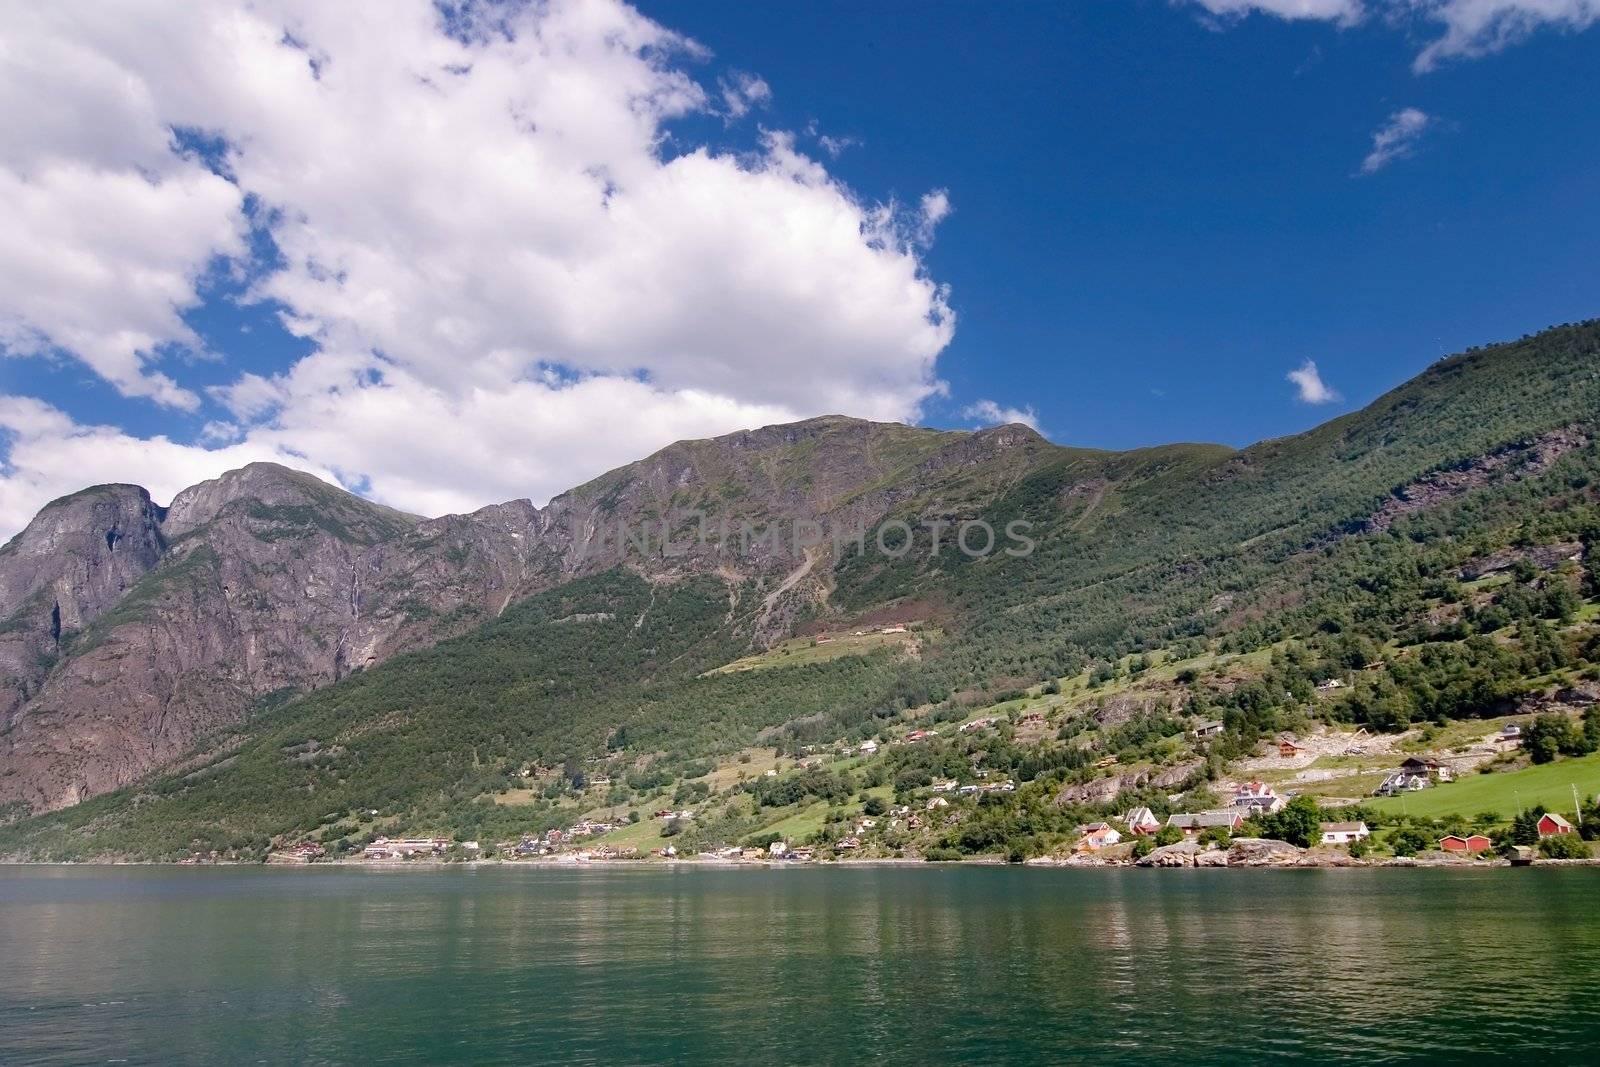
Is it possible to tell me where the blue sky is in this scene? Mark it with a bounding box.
[638,0,1600,446]
[1,0,1597,534]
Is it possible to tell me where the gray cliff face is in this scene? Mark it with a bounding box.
[0,420,1052,815]
[0,485,167,732]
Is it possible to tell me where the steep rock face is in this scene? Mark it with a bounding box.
[1,466,549,813]
[0,485,166,731]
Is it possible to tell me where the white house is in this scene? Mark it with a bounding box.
[1123,806,1162,836]
[1076,823,1122,851]
[1319,821,1370,846]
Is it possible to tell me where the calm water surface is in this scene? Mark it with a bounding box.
[1,864,1597,1065]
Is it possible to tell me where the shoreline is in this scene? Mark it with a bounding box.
[5,854,1598,870]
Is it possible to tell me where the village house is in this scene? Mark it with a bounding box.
[1123,807,1162,836]
[858,740,879,755]
[836,837,861,851]
[959,717,999,734]
[1277,737,1306,758]
[362,837,449,860]
[1076,823,1122,851]
[1192,720,1225,739]
[1374,771,1431,797]
[1440,834,1493,854]
[926,796,950,810]
[1316,678,1346,692]
[1166,810,1244,835]
[1318,821,1370,845]
[1232,781,1285,815]
[1538,813,1575,837]
[1399,756,1454,783]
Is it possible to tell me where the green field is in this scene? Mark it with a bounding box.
[702,630,914,675]
[748,801,831,843]
[1370,752,1600,821]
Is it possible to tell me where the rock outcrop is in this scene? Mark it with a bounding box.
[1225,838,1303,867]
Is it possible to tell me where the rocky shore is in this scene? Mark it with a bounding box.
[1026,837,1535,869]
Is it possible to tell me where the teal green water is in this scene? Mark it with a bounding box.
[2,865,1597,1065]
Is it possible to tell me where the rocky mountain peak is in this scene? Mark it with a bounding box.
[162,462,420,541]
[0,483,165,633]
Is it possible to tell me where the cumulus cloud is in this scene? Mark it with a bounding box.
[1360,107,1432,173]
[0,0,957,537]
[1287,359,1341,404]
[0,395,322,534]
[960,399,1041,431]
[1413,0,1600,70]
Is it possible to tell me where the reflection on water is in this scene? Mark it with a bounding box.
[2,865,1598,1064]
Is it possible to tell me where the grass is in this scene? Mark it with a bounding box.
[590,817,670,851]
[699,748,784,791]
[1397,714,1526,755]
[702,630,914,675]
[1369,751,1600,821]
[747,801,831,843]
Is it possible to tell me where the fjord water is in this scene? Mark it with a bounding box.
[2,866,1597,1065]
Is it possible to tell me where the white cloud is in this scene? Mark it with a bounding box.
[0,395,321,535]
[1413,0,1600,70]
[1360,107,1432,173]
[1189,0,1366,26]
[817,134,859,159]
[1287,359,1341,404]
[719,71,771,119]
[960,399,1041,431]
[1186,0,1600,67]
[0,0,958,537]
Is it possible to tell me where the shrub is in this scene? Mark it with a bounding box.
[1388,827,1431,857]
[1538,834,1592,860]
[923,847,962,862]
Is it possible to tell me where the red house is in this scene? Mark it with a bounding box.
[1538,813,1575,837]
[1440,834,1492,853]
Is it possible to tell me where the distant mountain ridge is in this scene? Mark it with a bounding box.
[1,319,1598,829]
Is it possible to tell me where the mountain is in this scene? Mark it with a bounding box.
[0,416,1059,814]
[1,320,1598,857]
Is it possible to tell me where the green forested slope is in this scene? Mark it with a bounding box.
[2,320,1597,859]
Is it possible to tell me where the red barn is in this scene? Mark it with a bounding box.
[1440,834,1492,853]
[1538,813,1575,837]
